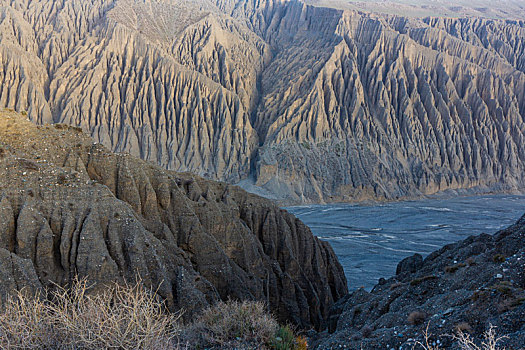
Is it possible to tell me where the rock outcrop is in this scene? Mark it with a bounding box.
[1,0,525,203]
[315,212,525,349]
[0,110,347,329]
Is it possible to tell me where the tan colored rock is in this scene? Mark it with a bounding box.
[0,0,524,203]
[0,110,347,328]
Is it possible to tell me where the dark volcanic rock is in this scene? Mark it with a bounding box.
[0,110,347,329]
[316,215,525,349]
[396,253,424,275]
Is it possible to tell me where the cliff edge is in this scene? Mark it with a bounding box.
[0,110,347,329]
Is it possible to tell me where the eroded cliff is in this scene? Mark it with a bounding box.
[0,110,347,328]
[1,0,525,203]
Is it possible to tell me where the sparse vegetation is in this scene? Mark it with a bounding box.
[0,280,306,350]
[492,281,513,296]
[471,289,489,303]
[17,157,40,171]
[497,294,525,313]
[0,278,180,349]
[455,322,473,334]
[389,281,403,290]
[408,311,427,325]
[444,262,466,273]
[410,275,438,286]
[492,254,506,263]
[361,325,373,338]
[57,173,68,185]
[300,141,311,150]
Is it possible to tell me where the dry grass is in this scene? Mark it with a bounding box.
[0,278,181,349]
[0,279,305,349]
[182,300,280,349]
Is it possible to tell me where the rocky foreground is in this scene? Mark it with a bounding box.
[315,213,525,349]
[0,110,347,329]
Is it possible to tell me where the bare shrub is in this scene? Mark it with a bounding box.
[414,323,508,350]
[182,299,279,349]
[0,289,55,348]
[454,325,508,350]
[408,311,427,325]
[413,323,440,350]
[0,278,181,349]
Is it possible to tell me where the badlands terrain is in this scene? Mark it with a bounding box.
[306,0,525,21]
[1,0,525,203]
[0,109,347,329]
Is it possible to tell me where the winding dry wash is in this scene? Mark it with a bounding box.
[1,0,524,204]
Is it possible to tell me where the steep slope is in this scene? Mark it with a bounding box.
[1,0,525,203]
[315,211,525,349]
[254,11,525,203]
[305,0,525,21]
[0,110,347,328]
[0,0,267,183]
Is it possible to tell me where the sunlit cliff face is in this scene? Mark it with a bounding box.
[304,0,525,20]
[1,0,525,204]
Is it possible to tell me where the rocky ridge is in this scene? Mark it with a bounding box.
[314,211,525,349]
[305,0,525,21]
[0,109,347,329]
[1,0,525,203]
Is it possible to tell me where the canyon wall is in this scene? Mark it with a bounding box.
[1,0,525,203]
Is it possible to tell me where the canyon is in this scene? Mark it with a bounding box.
[1,0,525,203]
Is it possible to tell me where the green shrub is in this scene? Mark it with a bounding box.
[272,325,296,350]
